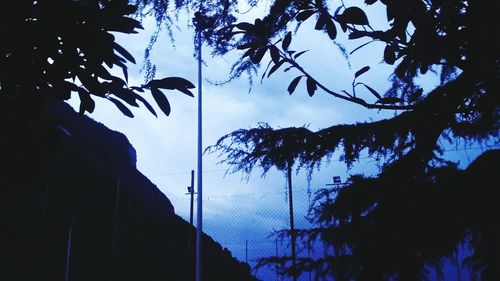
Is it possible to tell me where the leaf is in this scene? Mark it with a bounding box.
[293,50,309,59]
[360,83,382,99]
[296,9,315,21]
[150,88,171,116]
[306,77,317,97]
[354,66,370,78]
[365,0,377,4]
[348,30,367,40]
[107,96,134,118]
[112,88,139,107]
[315,14,327,30]
[287,76,302,95]
[77,88,95,114]
[113,42,135,64]
[147,77,195,91]
[134,93,157,117]
[250,46,268,64]
[338,7,369,25]
[324,17,337,40]
[334,6,343,17]
[384,45,396,65]
[376,97,403,104]
[269,45,280,64]
[236,22,254,31]
[350,40,375,55]
[282,32,292,50]
[268,60,285,78]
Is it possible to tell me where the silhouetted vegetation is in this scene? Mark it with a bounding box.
[203,0,500,280]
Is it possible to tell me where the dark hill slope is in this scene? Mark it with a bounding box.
[0,96,258,281]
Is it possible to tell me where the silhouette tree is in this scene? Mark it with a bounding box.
[0,0,198,184]
[204,0,500,280]
[207,124,318,281]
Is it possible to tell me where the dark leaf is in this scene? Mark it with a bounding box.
[334,6,343,17]
[268,60,285,77]
[251,46,268,64]
[130,86,144,92]
[236,22,254,31]
[349,30,367,39]
[269,45,280,64]
[113,42,135,64]
[287,76,302,95]
[306,77,317,97]
[282,32,292,50]
[384,45,396,65]
[151,88,171,116]
[340,22,348,32]
[355,66,370,78]
[107,96,134,118]
[77,88,95,114]
[134,93,157,117]
[293,50,309,59]
[360,83,382,99]
[350,40,375,55]
[365,0,377,4]
[339,7,369,25]
[296,9,315,21]
[325,17,337,40]
[112,88,139,107]
[376,97,403,104]
[147,77,195,91]
[315,15,327,30]
[242,47,256,58]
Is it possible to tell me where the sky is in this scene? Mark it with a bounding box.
[67,2,485,280]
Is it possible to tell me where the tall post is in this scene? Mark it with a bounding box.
[287,160,297,281]
[195,11,203,281]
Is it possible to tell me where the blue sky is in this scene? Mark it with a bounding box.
[68,2,484,280]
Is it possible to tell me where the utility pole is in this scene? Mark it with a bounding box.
[194,9,204,281]
[286,160,297,281]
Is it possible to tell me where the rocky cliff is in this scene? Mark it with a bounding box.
[0,96,259,281]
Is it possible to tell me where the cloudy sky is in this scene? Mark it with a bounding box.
[68,1,484,279]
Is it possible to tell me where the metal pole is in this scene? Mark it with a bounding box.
[64,217,76,281]
[195,13,203,281]
[287,161,297,281]
[187,170,195,281]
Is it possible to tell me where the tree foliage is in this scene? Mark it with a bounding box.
[0,0,195,119]
[203,0,500,280]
